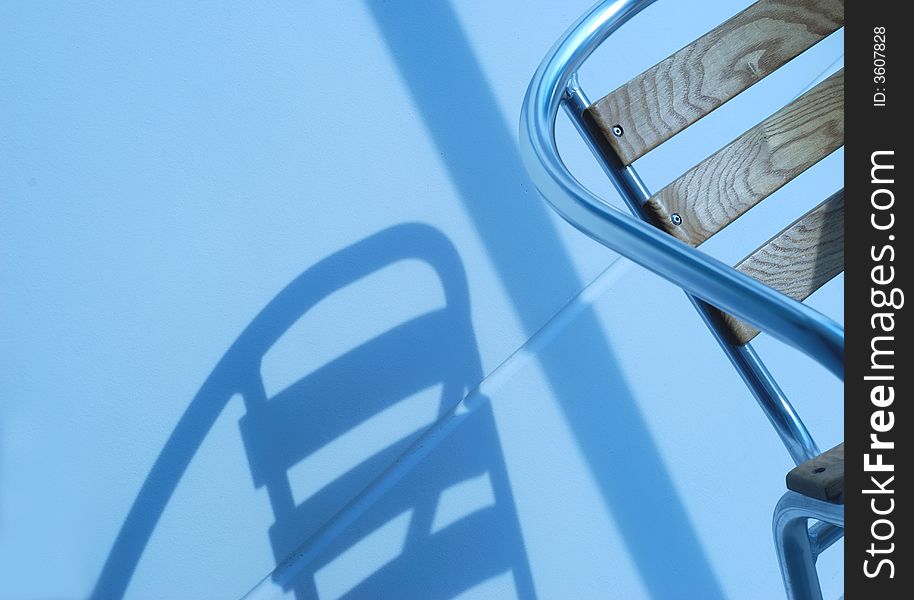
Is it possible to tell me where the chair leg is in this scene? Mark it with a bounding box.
[773,491,844,600]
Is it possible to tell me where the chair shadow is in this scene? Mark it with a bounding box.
[364,1,727,598]
[91,223,534,600]
[93,1,733,596]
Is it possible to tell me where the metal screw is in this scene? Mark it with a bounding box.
[670,213,682,226]
[611,124,624,137]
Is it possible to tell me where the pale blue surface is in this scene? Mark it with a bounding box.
[1,1,842,598]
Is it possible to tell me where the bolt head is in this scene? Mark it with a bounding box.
[611,124,624,137]
[670,213,682,226]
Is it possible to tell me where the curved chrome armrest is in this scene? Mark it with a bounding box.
[519,0,844,379]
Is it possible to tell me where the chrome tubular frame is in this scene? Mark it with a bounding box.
[563,78,820,467]
[773,492,845,600]
[519,1,845,597]
[519,0,844,383]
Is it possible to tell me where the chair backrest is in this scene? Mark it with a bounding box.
[582,0,844,344]
[585,0,844,166]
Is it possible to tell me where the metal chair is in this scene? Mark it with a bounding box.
[519,1,844,598]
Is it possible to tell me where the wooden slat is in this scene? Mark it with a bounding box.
[585,0,844,165]
[643,69,843,247]
[721,189,844,345]
[787,443,844,504]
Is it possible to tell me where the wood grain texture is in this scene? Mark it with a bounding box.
[643,69,843,247]
[721,189,844,345]
[787,443,844,504]
[585,0,844,165]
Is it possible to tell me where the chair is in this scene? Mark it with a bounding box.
[520,1,844,598]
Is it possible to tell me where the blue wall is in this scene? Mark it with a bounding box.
[1,1,843,598]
